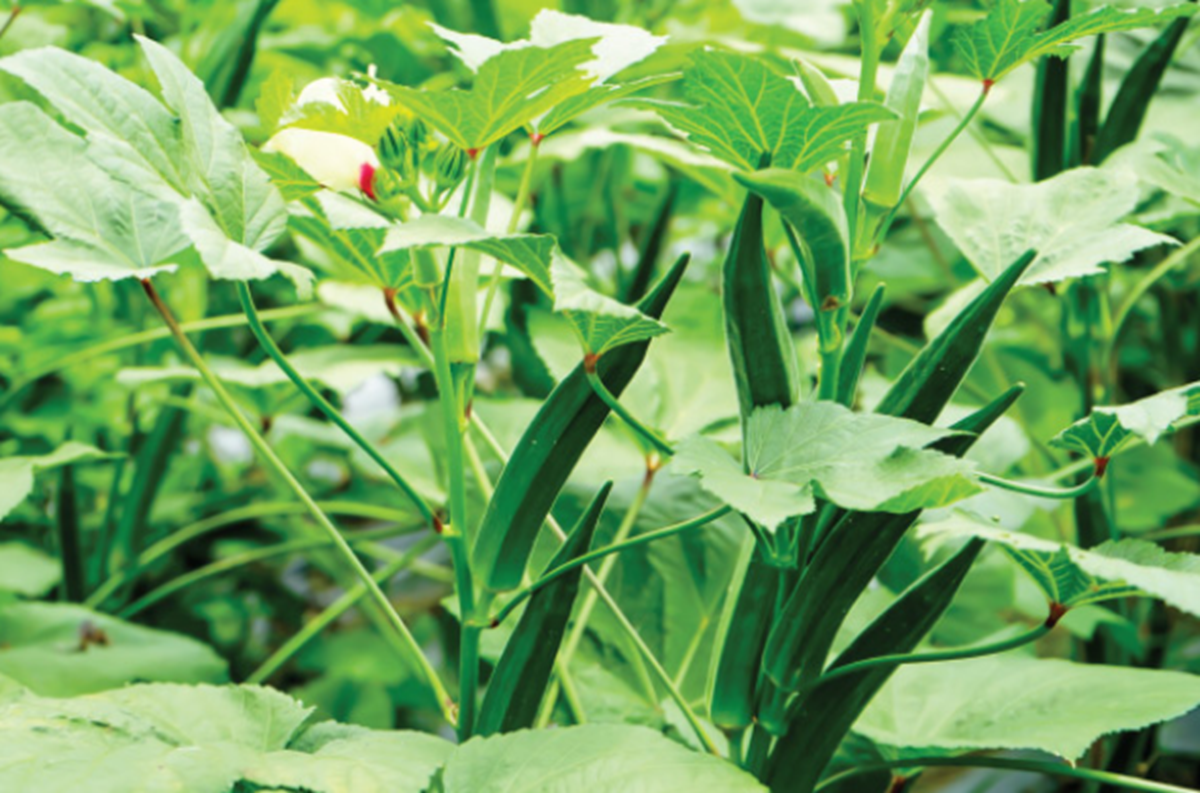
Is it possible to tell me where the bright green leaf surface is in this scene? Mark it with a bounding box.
[0,442,116,523]
[0,543,59,598]
[551,255,669,357]
[1052,381,1200,459]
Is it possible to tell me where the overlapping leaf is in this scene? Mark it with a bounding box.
[551,255,668,358]
[639,49,893,172]
[675,402,979,530]
[1052,381,1200,459]
[0,442,117,523]
[931,167,1176,286]
[953,0,1196,82]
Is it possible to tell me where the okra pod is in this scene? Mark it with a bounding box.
[735,169,850,354]
[621,179,677,304]
[1031,0,1071,181]
[474,482,611,737]
[836,284,886,407]
[473,254,691,591]
[1073,36,1106,167]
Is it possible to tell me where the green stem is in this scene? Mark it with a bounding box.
[584,366,674,457]
[479,137,540,332]
[978,472,1099,500]
[844,0,880,250]
[138,279,455,725]
[86,500,422,609]
[428,325,480,741]
[489,506,732,626]
[237,283,438,529]
[814,754,1200,793]
[1108,235,1200,372]
[0,6,21,43]
[1142,524,1200,542]
[247,533,441,684]
[817,347,842,402]
[814,624,1050,689]
[880,87,989,244]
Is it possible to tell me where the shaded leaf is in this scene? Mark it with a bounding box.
[1052,381,1200,459]
[0,442,117,523]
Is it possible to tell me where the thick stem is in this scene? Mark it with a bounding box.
[138,279,455,725]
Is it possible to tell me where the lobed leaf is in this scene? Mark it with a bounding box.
[1052,381,1200,459]
[551,256,669,358]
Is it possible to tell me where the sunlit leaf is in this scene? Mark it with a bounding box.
[551,255,668,358]
[1051,381,1200,459]
[0,442,117,523]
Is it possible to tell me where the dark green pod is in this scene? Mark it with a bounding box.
[1073,36,1106,167]
[1093,11,1194,164]
[1031,0,1071,181]
[724,189,801,423]
[474,482,611,737]
[765,538,986,793]
[762,384,1024,693]
[622,180,677,304]
[707,538,780,730]
[874,249,1035,423]
[835,283,885,407]
[474,254,690,591]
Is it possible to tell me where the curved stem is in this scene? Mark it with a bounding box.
[138,279,455,725]
[247,533,441,684]
[85,500,421,609]
[489,506,732,626]
[237,282,438,529]
[815,624,1050,689]
[584,366,674,457]
[1108,235,1200,371]
[814,754,1199,793]
[978,472,1098,499]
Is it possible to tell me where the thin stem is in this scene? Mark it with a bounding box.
[237,283,438,529]
[815,624,1050,689]
[0,6,21,43]
[247,533,441,684]
[584,366,674,457]
[843,0,880,249]
[479,138,541,332]
[978,472,1099,499]
[382,290,436,370]
[489,506,732,626]
[86,500,422,609]
[138,279,455,725]
[1108,235,1200,372]
[814,754,1199,793]
[1142,524,1200,542]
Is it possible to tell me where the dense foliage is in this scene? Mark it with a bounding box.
[1,0,1200,791]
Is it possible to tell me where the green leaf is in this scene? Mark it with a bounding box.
[0,103,188,280]
[379,40,597,151]
[674,402,980,530]
[0,442,117,523]
[0,542,59,598]
[1051,381,1200,459]
[379,215,555,295]
[1002,546,1141,609]
[922,518,1200,617]
[855,655,1200,759]
[252,149,324,202]
[435,724,765,792]
[931,167,1176,286]
[540,73,680,136]
[953,0,1196,82]
[640,49,894,172]
[0,602,227,696]
[551,256,669,358]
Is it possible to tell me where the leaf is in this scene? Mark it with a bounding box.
[952,0,1196,82]
[551,255,669,357]
[252,149,324,202]
[379,215,555,295]
[0,442,117,523]
[380,40,597,150]
[855,655,1200,759]
[0,103,188,280]
[922,518,1200,617]
[1002,546,1141,609]
[0,602,227,696]
[539,73,680,137]
[639,49,893,172]
[0,543,60,597]
[1051,381,1200,459]
[435,724,765,792]
[930,167,1176,286]
[674,402,979,530]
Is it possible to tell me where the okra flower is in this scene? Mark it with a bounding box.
[263,127,381,199]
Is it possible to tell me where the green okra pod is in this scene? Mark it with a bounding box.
[474,482,612,737]
[473,254,691,592]
[836,283,886,407]
[1031,0,1071,181]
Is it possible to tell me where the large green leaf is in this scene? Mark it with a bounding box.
[0,603,227,695]
[953,0,1196,82]
[551,256,669,358]
[674,402,979,530]
[0,103,188,280]
[434,724,764,792]
[931,167,1175,286]
[1052,381,1200,460]
[0,442,117,523]
[922,518,1200,617]
[640,49,893,172]
[380,40,597,151]
[855,655,1200,759]
[0,543,59,598]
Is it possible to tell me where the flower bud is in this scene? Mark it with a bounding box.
[262,127,380,197]
[379,123,416,184]
[433,145,469,192]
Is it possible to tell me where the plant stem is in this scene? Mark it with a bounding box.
[86,500,422,608]
[814,754,1200,793]
[56,460,85,602]
[0,6,21,43]
[1108,235,1200,373]
[489,506,732,626]
[237,282,438,529]
[479,137,541,332]
[247,533,441,684]
[978,472,1099,500]
[814,624,1050,689]
[138,279,455,725]
[843,0,880,250]
[584,366,674,457]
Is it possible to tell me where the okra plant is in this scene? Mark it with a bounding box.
[1,0,1200,791]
